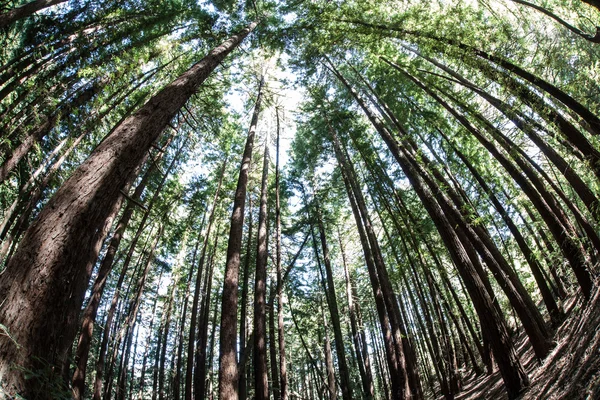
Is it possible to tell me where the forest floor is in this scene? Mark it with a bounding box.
[449,289,600,400]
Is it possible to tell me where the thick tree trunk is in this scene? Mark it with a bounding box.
[0,22,257,398]
[218,75,264,400]
[254,144,270,400]
[71,134,175,400]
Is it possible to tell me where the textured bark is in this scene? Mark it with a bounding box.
[253,144,270,400]
[218,75,264,400]
[71,135,174,400]
[0,22,256,398]
[95,135,186,399]
[0,0,67,29]
[238,195,254,400]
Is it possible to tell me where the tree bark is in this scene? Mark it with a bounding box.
[238,195,254,400]
[254,143,270,400]
[0,22,257,398]
[71,134,175,400]
[218,75,264,400]
[275,107,289,400]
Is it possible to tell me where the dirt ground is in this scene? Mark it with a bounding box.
[443,289,600,400]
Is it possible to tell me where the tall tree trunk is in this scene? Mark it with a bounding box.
[137,286,161,400]
[116,225,164,400]
[329,63,529,399]
[159,271,180,400]
[94,227,155,400]
[218,75,264,400]
[339,228,375,399]
[195,233,220,400]
[239,195,254,400]
[329,122,416,398]
[329,157,404,398]
[0,22,257,398]
[313,199,354,400]
[275,107,289,400]
[358,64,552,361]
[321,304,337,400]
[254,144,270,400]
[185,159,227,400]
[269,286,280,400]
[173,229,203,400]
[71,134,175,400]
